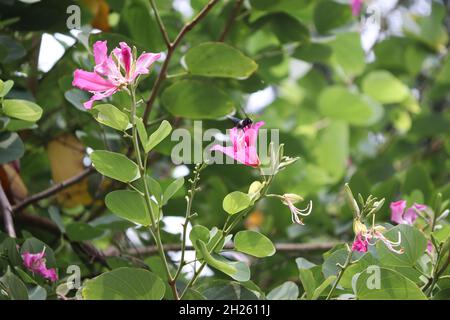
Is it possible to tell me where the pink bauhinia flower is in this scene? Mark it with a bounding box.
[22,250,58,282]
[211,121,265,167]
[390,200,426,225]
[350,0,363,16]
[351,219,403,254]
[352,233,368,252]
[72,41,161,109]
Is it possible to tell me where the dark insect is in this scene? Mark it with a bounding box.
[227,115,253,130]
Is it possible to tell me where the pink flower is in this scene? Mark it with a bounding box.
[350,0,363,16]
[72,41,161,109]
[211,121,265,167]
[390,200,426,225]
[22,251,58,282]
[352,233,368,252]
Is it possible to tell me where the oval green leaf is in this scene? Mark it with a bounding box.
[184,42,257,79]
[105,190,151,226]
[223,191,251,215]
[83,267,165,300]
[362,70,409,104]
[90,150,140,183]
[145,120,172,153]
[234,230,275,257]
[93,104,130,131]
[196,240,250,282]
[355,267,427,300]
[318,86,384,126]
[162,80,235,119]
[2,99,42,122]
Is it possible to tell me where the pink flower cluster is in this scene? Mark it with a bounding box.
[22,251,58,282]
[72,41,160,109]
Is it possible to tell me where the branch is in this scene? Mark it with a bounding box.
[12,166,95,213]
[218,0,244,42]
[104,241,338,256]
[150,0,171,48]
[142,0,220,123]
[0,185,16,237]
[14,211,108,268]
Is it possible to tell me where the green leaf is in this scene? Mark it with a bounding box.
[329,32,365,78]
[314,1,352,34]
[66,222,104,241]
[121,0,165,52]
[197,240,250,282]
[93,104,130,131]
[314,121,349,182]
[355,267,427,300]
[190,225,210,258]
[162,80,235,119]
[145,120,172,153]
[147,176,163,204]
[0,79,14,98]
[83,267,166,300]
[136,117,148,148]
[162,178,184,205]
[362,71,409,104]
[2,99,42,122]
[296,257,317,300]
[90,150,140,183]
[376,224,427,267]
[0,270,28,300]
[311,275,336,300]
[234,230,275,257]
[223,191,251,215]
[0,132,24,164]
[105,190,151,226]
[28,285,47,300]
[266,281,299,300]
[318,86,384,126]
[184,42,257,79]
[293,43,332,63]
[402,164,434,201]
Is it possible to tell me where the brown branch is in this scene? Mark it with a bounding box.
[14,211,108,268]
[142,0,220,124]
[0,185,16,237]
[150,0,171,48]
[12,166,95,213]
[104,241,338,256]
[218,0,244,42]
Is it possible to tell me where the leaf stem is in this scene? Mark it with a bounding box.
[325,246,353,300]
[129,86,178,300]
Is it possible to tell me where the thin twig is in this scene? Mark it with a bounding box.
[142,0,220,124]
[12,166,95,213]
[0,185,16,237]
[150,0,171,48]
[218,0,244,42]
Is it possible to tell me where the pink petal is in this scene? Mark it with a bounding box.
[93,40,108,65]
[83,87,118,109]
[390,200,406,224]
[72,69,116,92]
[403,207,418,225]
[41,268,58,282]
[351,0,363,16]
[134,52,161,78]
